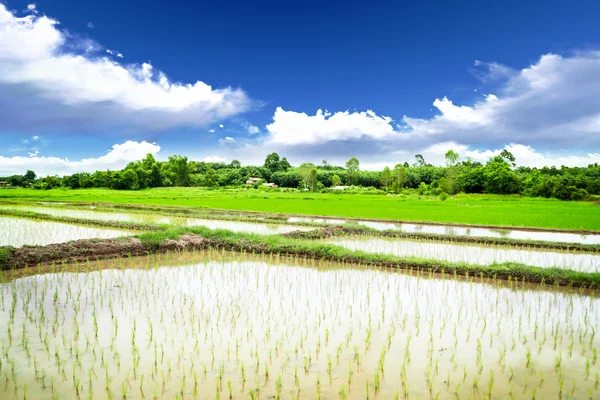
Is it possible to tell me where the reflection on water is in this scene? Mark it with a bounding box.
[327,237,600,272]
[289,217,600,244]
[1,205,312,235]
[0,252,597,399]
[0,216,131,247]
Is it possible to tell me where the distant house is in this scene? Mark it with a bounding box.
[246,177,263,186]
[0,182,9,188]
[330,185,349,191]
[262,183,279,188]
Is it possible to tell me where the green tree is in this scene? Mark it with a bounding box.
[414,154,425,167]
[168,156,191,186]
[345,157,360,185]
[24,170,36,181]
[230,159,241,169]
[393,164,407,188]
[331,174,342,187]
[299,162,317,190]
[279,157,291,171]
[122,169,139,190]
[445,150,460,167]
[203,167,219,187]
[444,149,460,194]
[380,166,392,191]
[264,153,282,172]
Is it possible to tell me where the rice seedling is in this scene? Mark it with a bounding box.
[0,248,598,399]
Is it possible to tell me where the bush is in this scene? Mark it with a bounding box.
[417,182,428,195]
[440,192,449,201]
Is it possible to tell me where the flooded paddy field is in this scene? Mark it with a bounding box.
[289,217,600,245]
[0,205,313,235]
[0,216,131,248]
[326,236,600,273]
[0,251,598,400]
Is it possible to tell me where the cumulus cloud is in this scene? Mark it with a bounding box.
[265,107,398,145]
[0,4,251,132]
[241,121,260,134]
[0,140,160,176]
[218,137,236,145]
[402,52,600,150]
[257,52,600,167]
[105,48,123,58]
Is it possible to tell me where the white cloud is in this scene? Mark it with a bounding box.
[203,155,228,163]
[26,4,36,11]
[218,137,236,145]
[265,107,397,145]
[0,4,250,131]
[87,22,94,29]
[105,49,124,58]
[32,135,39,140]
[208,129,215,133]
[402,52,600,150]
[258,51,600,166]
[219,124,224,128]
[0,140,160,176]
[242,121,260,134]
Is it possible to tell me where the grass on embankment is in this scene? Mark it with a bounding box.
[2,188,600,231]
[2,225,600,289]
[3,206,599,253]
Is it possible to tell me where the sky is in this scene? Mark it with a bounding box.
[1,0,600,176]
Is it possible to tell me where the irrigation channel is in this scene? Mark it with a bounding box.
[0,252,599,400]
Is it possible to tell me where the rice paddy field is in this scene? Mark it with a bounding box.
[0,198,599,399]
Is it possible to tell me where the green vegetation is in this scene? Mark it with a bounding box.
[2,188,600,230]
[3,149,600,202]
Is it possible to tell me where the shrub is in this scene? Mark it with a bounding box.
[440,192,449,201]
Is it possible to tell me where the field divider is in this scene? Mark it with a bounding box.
[282,226,600,253]
[37,200,600,235]
[2,226,600,289]
[0,208,165,232]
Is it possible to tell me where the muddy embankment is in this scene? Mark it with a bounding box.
[2,233,600,289]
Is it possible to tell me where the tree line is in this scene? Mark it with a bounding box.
[3,150,599,201]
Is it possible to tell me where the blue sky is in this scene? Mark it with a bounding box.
[1,0,600,175]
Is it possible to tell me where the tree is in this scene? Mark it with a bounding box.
[444,149,460,194]
[168,156,191,187]
[264,153,281,172]
[203,167,219,187]
[393,164,407,188]
[230,160,241,169]
[279,157,291,171]
[414,154,425,167]
[345,157,360,185]
[122,169,139,190]
[309,168,317,191]
[299,163,317,190]
[445,150,460,167]
[331,174,342,187]
[24,170,36,181]
[380,167,392,191]
[500,148,516,167]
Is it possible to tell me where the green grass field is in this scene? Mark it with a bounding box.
[2,187,600,231]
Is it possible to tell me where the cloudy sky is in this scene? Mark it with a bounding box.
[1,0,600,176]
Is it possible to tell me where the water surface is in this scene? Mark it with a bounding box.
[0,252,597,399]
[0,216,131,247]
